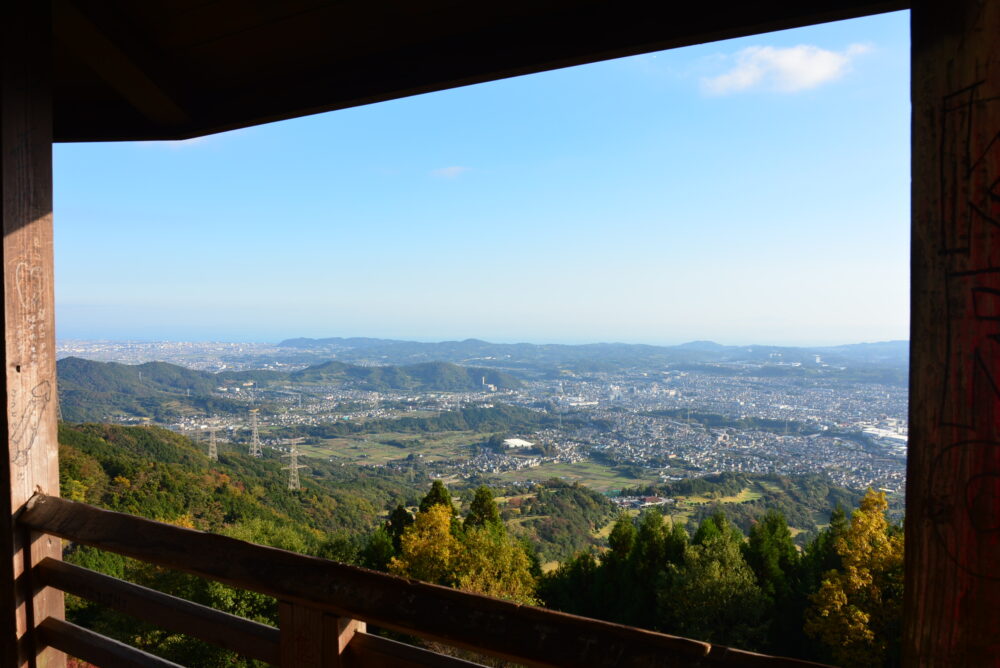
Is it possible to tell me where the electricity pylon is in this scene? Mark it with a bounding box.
[283,438,306,491]
[206,419,219,461]
[248,408,262,458]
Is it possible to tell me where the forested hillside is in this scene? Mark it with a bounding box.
[58,423,902,667]
[623,472,868,539]
[274,403,551,440]
[505,482,616,562]
[57,357,522,421]
[540,496,903,665]
[57,358,246,422]
[288,360,521,391]
[59,423,425,539]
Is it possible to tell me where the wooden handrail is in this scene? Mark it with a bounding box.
[20,494,827,667]
[38,557,482,668]
[38,617,183,668]
[346,632,487,667]
[36,558,281,664]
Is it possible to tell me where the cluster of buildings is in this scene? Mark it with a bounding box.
[73,339,909,495]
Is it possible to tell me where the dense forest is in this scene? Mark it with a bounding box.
[58,424,902,667]
[540,499,903,666]
[508,483,616,562]
[622,472,872,539]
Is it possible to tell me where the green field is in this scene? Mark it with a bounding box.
[294,425,665,492]
[495,460,659,493]
[682,488,763,505]
[592,509,639,539]
[296,430,491,465]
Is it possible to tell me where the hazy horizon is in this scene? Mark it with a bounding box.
[56,333,909,349]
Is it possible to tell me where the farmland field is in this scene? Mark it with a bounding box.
[296,430,490,465]
[495,460,660,492]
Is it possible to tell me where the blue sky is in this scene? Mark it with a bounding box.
[54,11,910,347]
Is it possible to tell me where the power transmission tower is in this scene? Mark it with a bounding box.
[282,438,306,491]
[206,419,219,461]
[248,408,262,457]
[557,382,564,430]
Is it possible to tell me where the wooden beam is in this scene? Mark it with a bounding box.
[53,0,909,142]
[0,2,64,667]
[53,0,188,128]
[38,617,182,668]
[20,494,828,667]
[19,495,715,667]
[346,632,487,668]
[36,558,280,665]
[907,0,1000,663]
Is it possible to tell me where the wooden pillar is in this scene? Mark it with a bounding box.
[279,602,365,667]
[0,2,64,667]
[908,0,1000,663]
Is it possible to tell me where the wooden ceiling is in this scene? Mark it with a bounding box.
[53,0,908,142]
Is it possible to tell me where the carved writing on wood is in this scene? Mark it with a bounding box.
[933,77,1000,581]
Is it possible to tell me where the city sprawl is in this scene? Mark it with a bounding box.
[57,338,907,497]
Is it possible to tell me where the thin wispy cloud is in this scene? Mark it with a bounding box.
[701,43,871,95]
[431,166,471,179]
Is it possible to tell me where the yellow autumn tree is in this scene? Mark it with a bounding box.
[389,489,537,605]
[457,524,537,605]
[805,489,903,667]
[389,504,462,585]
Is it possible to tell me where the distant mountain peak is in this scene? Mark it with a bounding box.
[676,340,726,351]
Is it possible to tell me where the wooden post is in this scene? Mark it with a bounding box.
[908,0,1000,663]
[0,2,64,667]
[280,601,365,667]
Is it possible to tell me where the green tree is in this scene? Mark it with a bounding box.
[607,514,637,563]
[744,510,799,599]
[386,503,414,552]
[538,551,602,617]
[625,508,687,629]
[743,510,802,655]
[360,526,395,570]
[660,531,767,649]
[692,509,737,546]
[464,486,501,529]
[802,504,849,587]
[419,480,455,515]
[633,508,668,578]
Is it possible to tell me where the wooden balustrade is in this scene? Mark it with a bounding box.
[35,558,280,664]
[18,493,827,667]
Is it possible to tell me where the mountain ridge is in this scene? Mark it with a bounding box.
[275,336,909,369]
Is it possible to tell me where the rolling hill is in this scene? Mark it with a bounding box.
[57,357,522,421]
[276,336,909,374]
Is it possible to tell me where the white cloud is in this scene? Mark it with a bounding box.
[701,43,871,95]
[431,165,471,179]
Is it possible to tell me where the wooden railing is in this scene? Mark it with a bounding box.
[18,494,827,667]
